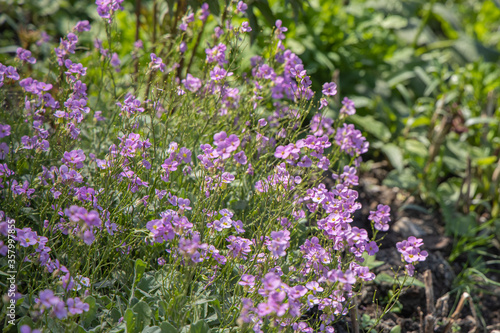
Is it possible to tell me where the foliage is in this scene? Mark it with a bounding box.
[263,0,500,275]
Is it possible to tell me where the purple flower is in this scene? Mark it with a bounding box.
[177,147,192,163]
[405,264,415,277]
[322,82,337,96]
[368,204,391,231]
[67,297,90,315]
[74,20,91,32]
[206,43,228,65]
[1,65,20,81]
[17,228,38,247]
[257,301,276,317]
[182,74,202,92]
[319,97,328,110]
[210,65,233,82]
[134,40,143,48]
[221,172,235,183]
[335,123,369,157]
[234,151,247,165]
[52,299,68,319]
[239,274,255,287]
[0,124,11,138]
[305,281,323,294]
[275,20,288,40]
[179,41,187,53]
[117,94,144,115]
[240,21,252,32]
[297,155,312,168]
[16,48,36,64]
[162,157,179,172]
[236,1,248,14]
[96,0,125,23]
[20,326,41,333]
[396,237,428,265]
[38,289,59,308]
[267,230,290,258]
[36,31,51,46]
[150,53,166,72]
[274,146,290,159]
[110,53,121,71]
[340,97,356,115]
[261,272,281,291]
[200,3,210,21]
[178,198,192,211]
[226,236,252,259]
[82,230,95,245]
[366,241,379,256]
[63,149,86,168]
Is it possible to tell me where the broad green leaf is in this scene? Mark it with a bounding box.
[160,321,178,333]
[409,116,431,128]
[132,301,152,332]
[361,252,384,269]
[133,259,147,289]
[474,156,497,166]
[190,320,211,333]
[17,316,34,332]
[82,296,97,329]
[390,325,402,333]
[381,143,404,172]
[142,327,162,333]
[253,0,276,27]
[374,273,425,288]
[381,15,407,29]
[414,66,431,86]
[125,309,136,333]
[349,115,391,142]
[445,212,477,237]
[386,71,415,87]
[383,168,419,190]
[464,117,498,127]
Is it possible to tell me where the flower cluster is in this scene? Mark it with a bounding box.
[397,236,428,276]
[368,204,391,231]
[0,1,429,332]
[34,290,89,319]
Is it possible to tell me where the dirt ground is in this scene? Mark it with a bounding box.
[341,163,500,333]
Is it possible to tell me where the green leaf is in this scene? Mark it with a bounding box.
[464,117,498,127]
[383,168,419,190]
[125,309,136,333]
[386,71,415,87]
[17,316,34,332]
[374,273,425,288]
[381,143,404,172]
[361,252,384,269]
[76,326,87,333]
[381,15,407,29]
[253,0,276,27]
[445,212,477,237]
[390,325,402,333]
[349,115,391,142]
[82,296,97,329]
[159,322,178,333]
[190,320,210,333]
[133,259,147,289]
[142,327,162,333]
[414,66,432,86]
[474,156,497,166]
[132,301,152,332]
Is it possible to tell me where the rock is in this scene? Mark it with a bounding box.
[392,216,427,237]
